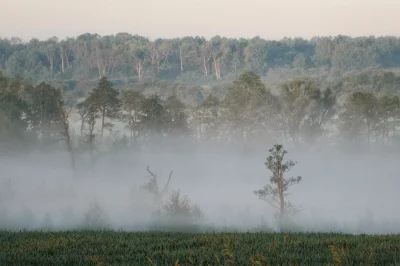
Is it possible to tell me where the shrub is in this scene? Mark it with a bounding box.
[154,190,205,232]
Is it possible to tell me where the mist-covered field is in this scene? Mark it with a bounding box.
[1,144,399,234]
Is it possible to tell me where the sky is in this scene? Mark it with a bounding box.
[2,0,400,41]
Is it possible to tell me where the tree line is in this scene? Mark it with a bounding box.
[1,70,399,157]
[2,33,400,87]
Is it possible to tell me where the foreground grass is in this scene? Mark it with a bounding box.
[0,231,400,265]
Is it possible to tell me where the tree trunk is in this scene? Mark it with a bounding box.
[218,59,220,78]
[385,119,389,145]
[80,117,85,136]
[386,119,389,144]
[367,120,371,147]
[202,56,208,76]
[102,64,107,77]
[129,112,135,144]
[278,170,285,228]
[50,60,54,74]
[45,52,54,75]
[65,51,70,68]
[393,117,396,143]
[135,62,142,81]
[87,119,95,169]
[179,47,184,72]
[60,48,65,73]
[101,110,105,141]
[90,137,94,168]
[97,60,103,78]
[213,57,221,79]
[131,126,134,143]
[382,124,385,147]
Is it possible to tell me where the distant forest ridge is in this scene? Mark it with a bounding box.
[2,32,400,104]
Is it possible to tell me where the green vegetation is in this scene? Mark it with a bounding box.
[1,69,399,156]
[0,231,397,265]
[2,34,400,86]
[1,68,400,161]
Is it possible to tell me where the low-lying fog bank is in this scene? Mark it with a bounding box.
[0,147,399,234]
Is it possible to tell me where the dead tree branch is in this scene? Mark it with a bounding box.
[142,166,173,205]
[162,171,173,194]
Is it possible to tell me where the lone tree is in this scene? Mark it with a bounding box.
[254,144,302,227]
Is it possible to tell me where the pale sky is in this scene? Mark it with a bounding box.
[2,0,400,41]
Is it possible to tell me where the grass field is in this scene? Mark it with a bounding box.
[1,231,400,265]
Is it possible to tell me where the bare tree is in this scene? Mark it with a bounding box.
[254,144,302,227]
[142,166,173,205]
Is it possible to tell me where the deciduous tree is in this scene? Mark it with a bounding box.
[340,92,378,147]
[25,82,63,143]
[222,71,276,143]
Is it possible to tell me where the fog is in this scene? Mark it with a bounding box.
[0,141,399,234]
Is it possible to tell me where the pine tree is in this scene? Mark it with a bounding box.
[85,77,122,140]
[254,144,302,229]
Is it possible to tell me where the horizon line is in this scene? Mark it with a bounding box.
[3,32,400,43]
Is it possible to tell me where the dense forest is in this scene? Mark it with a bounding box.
[2,34,400,97]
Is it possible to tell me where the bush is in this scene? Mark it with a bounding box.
[153,190,205,232]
